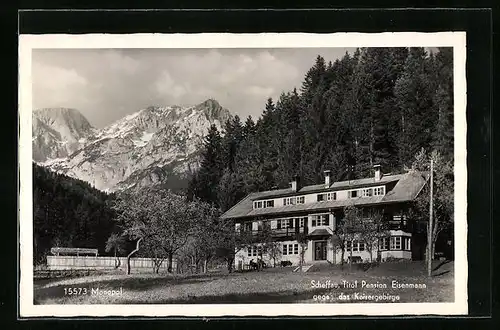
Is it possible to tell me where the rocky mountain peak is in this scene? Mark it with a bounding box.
[34,107,94,132]
[195,98,232,123]
[34,100,233,192]
[32,107,95,162]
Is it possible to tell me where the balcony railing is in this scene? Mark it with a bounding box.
[241,227,306,238]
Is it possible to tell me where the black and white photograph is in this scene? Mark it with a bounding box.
[18,33,467,317]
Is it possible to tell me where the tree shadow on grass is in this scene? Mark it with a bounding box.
[432,260,452,272]
[433,270,451,277]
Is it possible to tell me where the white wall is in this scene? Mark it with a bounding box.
[235,240,303,268]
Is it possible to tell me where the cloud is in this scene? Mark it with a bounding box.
[245,85,275,97]
[32,48,353,127]
[32,62,88,108]
[102,51,141,75]
[155,71,189,99]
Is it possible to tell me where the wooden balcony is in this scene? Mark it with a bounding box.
[246,227,306,238]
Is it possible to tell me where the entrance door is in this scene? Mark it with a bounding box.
[314,241,327,261]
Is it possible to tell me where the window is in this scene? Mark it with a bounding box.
[265,200,274,208]
[311,214,329,227]
[254,199,274,209]
[346,240,365,252]
[243,222,252,232]
[277,219,294,229]
[379,237,390,250]
[349,190,358,198]
[403,237,411,251]
[296,196,305,204]
[318,192,336,202]
[235,223,241,232]
[277,218,299,229]
[374,186,385,196]
[283,243,299,255]
[283,197,296,206]
[247,246,258,257]
[299,217,306,228]
[327,192,337,201]
[390,237,402,250]
[362,188,373,197]
[257,221,264,231]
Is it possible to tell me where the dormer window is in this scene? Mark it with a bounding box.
[283,197,296,206]
[254,199,275,209]
[296,196,305,204]
[362,188,373,197]
[374,186,385,196]
[348,190,359,198]
[319,192,337,202]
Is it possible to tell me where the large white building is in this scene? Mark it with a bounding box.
[220,166,429,269]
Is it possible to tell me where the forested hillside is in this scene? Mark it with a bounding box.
[33,163,118,264]
[188,47,454,211]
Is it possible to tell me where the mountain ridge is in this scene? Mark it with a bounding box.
[33,99,232,192]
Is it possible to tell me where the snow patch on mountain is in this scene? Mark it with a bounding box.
[32,108,95,162]
[33,99,231,192]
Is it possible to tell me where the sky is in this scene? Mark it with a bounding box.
[32,47,356,128]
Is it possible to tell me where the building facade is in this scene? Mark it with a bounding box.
[220,166,429,269]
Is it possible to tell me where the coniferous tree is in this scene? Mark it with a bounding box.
[221,115,244,172]
[189,124,224,205]
[187,47,454,217]
[431,48,454,160]
[394,47,437,167]
[33,163,117,264]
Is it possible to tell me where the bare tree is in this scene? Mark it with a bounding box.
[105,233,126,269]
[341,205,364,270]
[296,232,308,272]
[357,208,390,264]
[216,220,253,273]
[410,148,454,261]
[180,200,223,274]
[258,221,282,267]
[112,187,194,274]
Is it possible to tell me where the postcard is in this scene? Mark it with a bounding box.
[19,32,467,317]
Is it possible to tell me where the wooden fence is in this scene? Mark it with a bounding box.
[46,255,176,272]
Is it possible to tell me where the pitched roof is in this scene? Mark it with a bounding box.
[308,228,332,237]
[220,171,428,220]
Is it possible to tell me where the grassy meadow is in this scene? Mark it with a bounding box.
[34,260,454,304]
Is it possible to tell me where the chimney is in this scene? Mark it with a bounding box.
[324,170,331,187]
[290,175,300,192]
[374,164,382,181]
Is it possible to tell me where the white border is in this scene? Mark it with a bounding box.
[19,32,468,317]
